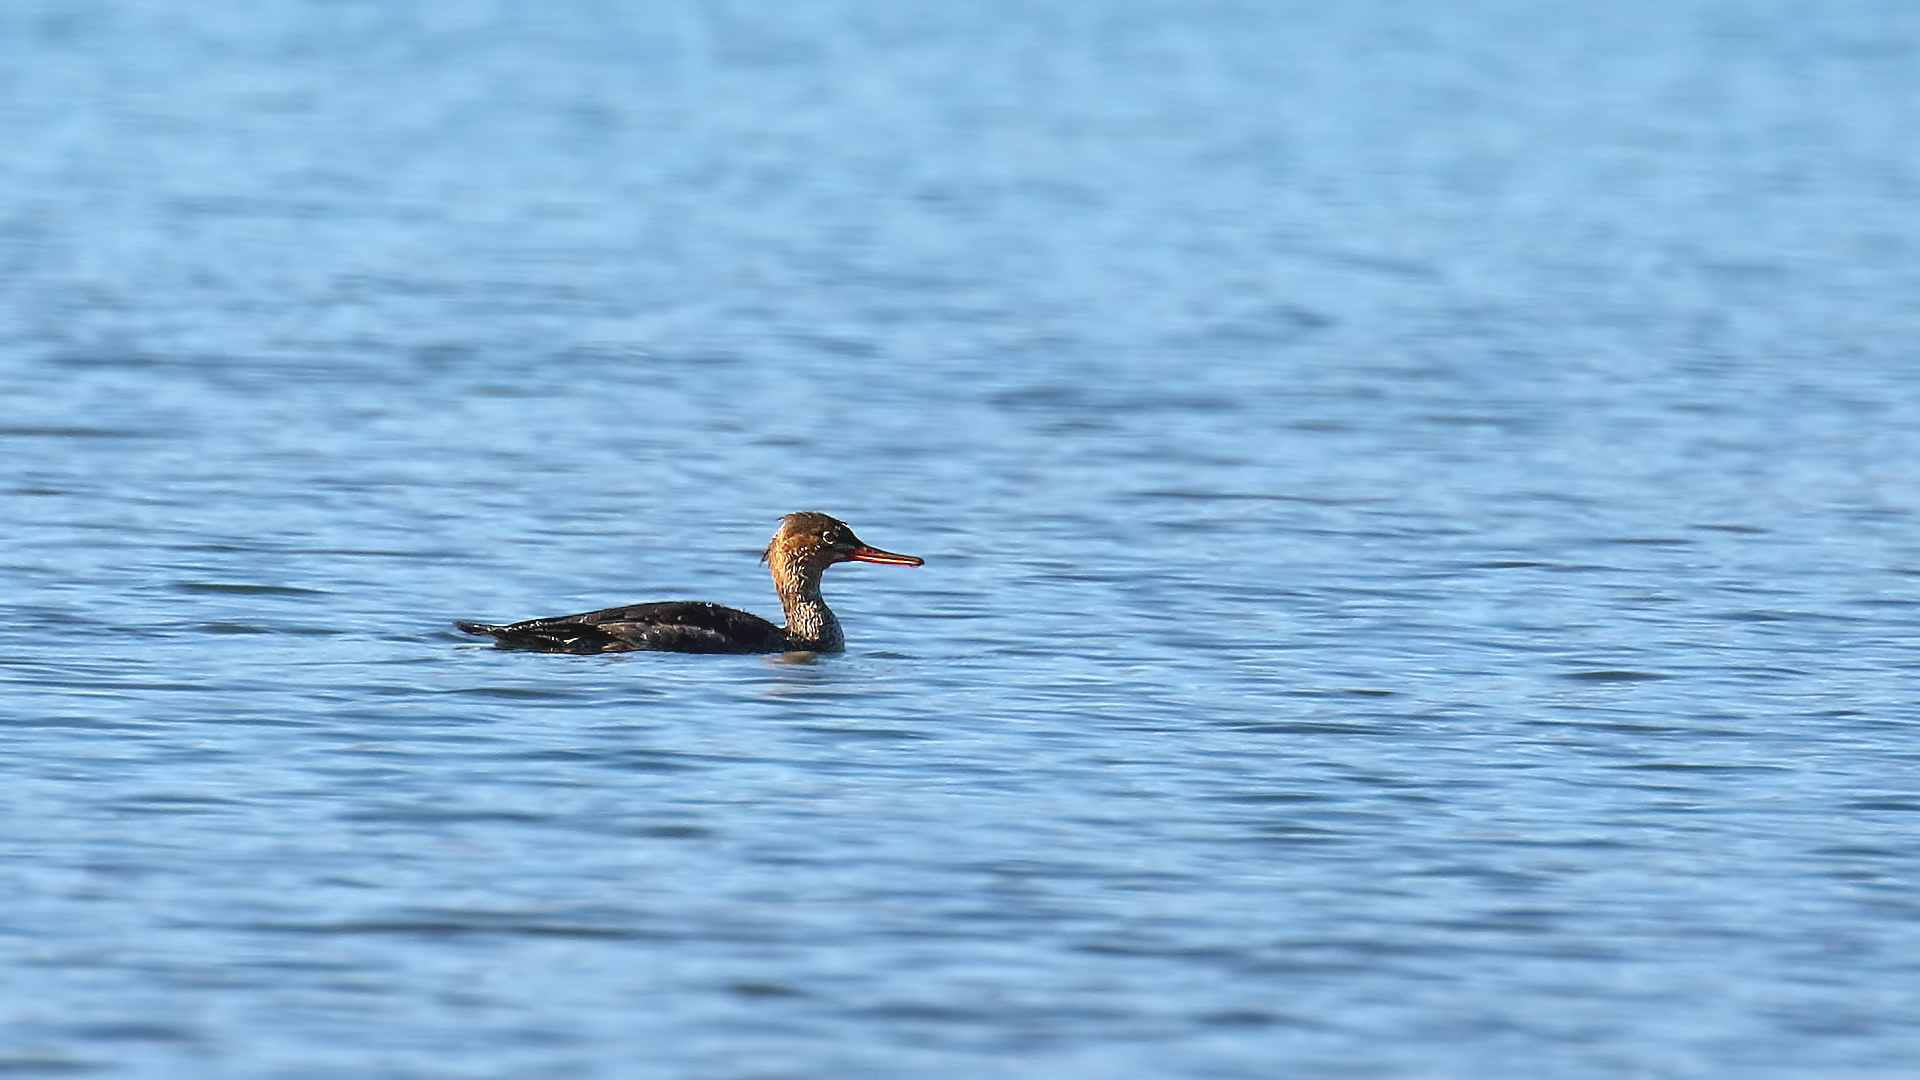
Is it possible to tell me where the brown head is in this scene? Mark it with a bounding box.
[762,511,923,582]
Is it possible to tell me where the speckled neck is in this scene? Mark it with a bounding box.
[770,551,845,652]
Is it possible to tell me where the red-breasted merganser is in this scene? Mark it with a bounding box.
[455,512,922,654]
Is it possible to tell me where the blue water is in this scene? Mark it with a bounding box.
[5,1,1920,1077]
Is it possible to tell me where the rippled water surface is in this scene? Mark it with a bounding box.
[5,1,1920,1077]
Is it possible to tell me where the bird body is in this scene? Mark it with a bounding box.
[455,512,921,654]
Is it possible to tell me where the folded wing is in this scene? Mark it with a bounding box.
[456,601,788,654]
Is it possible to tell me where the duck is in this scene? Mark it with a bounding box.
[455,512,922,654]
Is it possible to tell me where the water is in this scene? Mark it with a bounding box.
[4,1,1920,1076]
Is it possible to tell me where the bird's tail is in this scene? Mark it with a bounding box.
[454,618,613,653]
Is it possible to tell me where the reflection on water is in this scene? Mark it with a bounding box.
[4,0,1920,1077]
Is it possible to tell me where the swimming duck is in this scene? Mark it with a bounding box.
[455,511,922,654]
